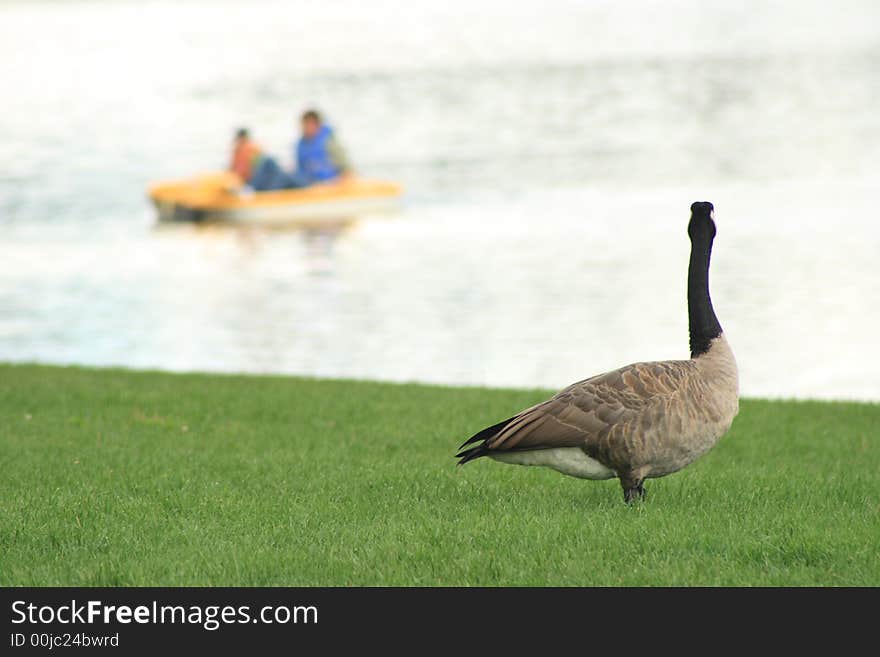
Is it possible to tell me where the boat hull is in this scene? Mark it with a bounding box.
[148,172,402,226]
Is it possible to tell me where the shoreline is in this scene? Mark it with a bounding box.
[2,361,877,406]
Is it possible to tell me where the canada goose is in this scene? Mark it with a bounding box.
[456,201,739,502]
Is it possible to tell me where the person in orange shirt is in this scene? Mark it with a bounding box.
[231,127,298,192]
[229,128,262,183]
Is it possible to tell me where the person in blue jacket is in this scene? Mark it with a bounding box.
[290,109,352,187]
[246,109,351,192]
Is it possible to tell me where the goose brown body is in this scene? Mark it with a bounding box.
[456,201,739,501]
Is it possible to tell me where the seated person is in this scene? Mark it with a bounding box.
[235,110,353,192]
[229,128,262,183]
[290,109,352,187]
[232,127,295,193]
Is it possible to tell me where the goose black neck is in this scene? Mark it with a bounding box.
[688,223,722,358]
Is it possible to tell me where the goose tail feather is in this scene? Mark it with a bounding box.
[456,416,516,465]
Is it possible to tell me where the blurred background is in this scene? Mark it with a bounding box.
[0,0,877,400]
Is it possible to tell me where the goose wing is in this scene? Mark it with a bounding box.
[457,360,694,464]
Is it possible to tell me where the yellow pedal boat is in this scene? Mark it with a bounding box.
[148,172,402,226]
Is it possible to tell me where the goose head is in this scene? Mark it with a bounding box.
[688,201,716,243]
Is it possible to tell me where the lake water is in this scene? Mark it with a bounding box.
[1,0,878,401]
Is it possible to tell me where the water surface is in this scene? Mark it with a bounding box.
[1,0,878,400]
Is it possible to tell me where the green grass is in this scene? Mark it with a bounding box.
[1,364,878,586]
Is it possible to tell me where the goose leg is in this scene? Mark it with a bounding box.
[623,485,645,504]
[620,472,647,504]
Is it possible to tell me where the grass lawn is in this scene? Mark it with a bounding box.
[1,363,878,586]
